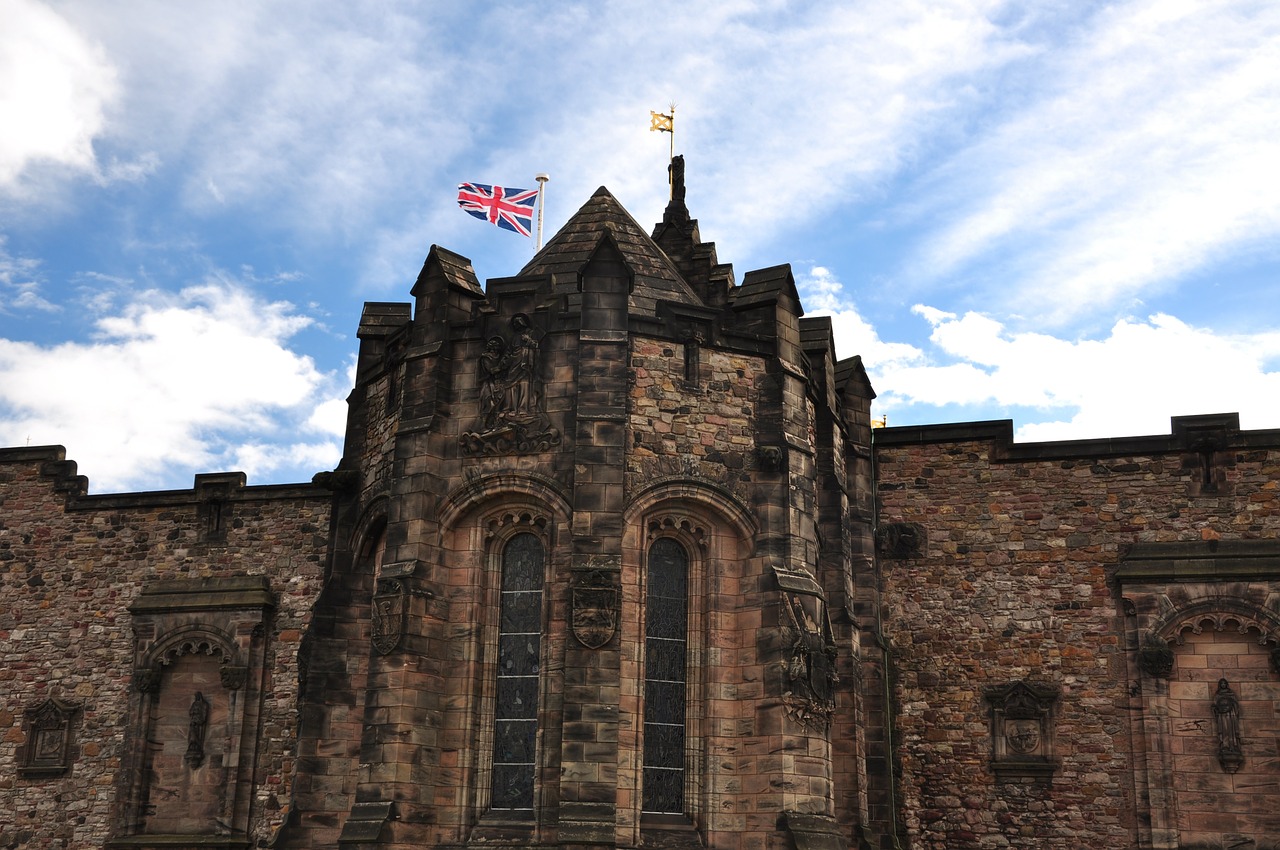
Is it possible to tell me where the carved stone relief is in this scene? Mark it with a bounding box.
[984,680,1060,781]
[1137,632,1175,678]
[877,522,925,559]
[571,569,619,649]
[774,567,838,728]
[20,697,79,777]
[371,578,407,656]
[460,313,561,455]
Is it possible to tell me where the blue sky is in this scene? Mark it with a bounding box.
[2,0,1279,492]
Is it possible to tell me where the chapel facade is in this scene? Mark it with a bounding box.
[2,162,1279,850]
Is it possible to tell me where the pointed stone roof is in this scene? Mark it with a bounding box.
[521,186,703,313]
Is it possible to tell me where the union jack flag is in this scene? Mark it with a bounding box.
[457,182,539,237]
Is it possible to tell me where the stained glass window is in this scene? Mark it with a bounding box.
[643,538,688,814]
[491,532,544,811]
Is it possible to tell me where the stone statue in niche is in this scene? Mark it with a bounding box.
[1212,678,1244,773]
[461,313,562,455]
[185,692,209,768]
[781,591,838,727]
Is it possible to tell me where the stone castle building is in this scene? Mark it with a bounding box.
[2,162,1279,850]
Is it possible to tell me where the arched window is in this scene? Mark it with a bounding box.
[491,532,545,812]
[643,537,689,815]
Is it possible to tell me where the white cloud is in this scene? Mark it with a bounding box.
[306,396,349,437]
[873,306,1280,439]
[797,265,928,373]
[908,0,1280,322]
[0,280,343,491]
[11,2,1035,288]
[0,0,118,191]
[51,1,468,241]
[230,439,343,483]
[797,263,1280,438]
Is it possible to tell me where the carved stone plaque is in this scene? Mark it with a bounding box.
[571,570,618,649]
[984,680,1060,781]
[371,578,406,656]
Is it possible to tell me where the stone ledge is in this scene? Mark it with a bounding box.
[875,412,1280,461]
[129,575,276,613]
[107,836,251,850]
[1116,540,1280,583]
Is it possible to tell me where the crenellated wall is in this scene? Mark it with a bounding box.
[874,416,1280,850]
[0,447,331,849]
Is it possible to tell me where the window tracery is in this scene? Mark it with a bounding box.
[643,537,689,815]
[490,531,545,813]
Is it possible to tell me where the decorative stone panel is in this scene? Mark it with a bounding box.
[18,697,80,778]
[983,680,1060,782]
[875,522,924,559]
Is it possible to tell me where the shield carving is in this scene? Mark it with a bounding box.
[572,571,618,649]
[371,578,406,655]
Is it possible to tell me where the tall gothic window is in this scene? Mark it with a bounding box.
[643,538,689,815]
[491,532,545,812]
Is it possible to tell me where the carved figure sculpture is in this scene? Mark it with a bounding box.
[185,692,209,768]
[1212,678,1244,773]
[478,336,508,430]
[461,314,561,455]
[506,313,539,414]
[669,155,686,203]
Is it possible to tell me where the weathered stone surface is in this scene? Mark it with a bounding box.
[875,422,1280,849]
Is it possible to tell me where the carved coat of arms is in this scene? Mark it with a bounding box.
[571,571,619,649]
[371,578,406,655]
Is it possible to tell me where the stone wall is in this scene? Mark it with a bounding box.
[0,447,331,849]
[874,417,1280,849]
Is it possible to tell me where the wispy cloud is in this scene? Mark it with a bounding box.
[1,0,1277,491]
[0,239,59,313]
[905,0,1280,323]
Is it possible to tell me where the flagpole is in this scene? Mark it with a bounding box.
[535,173,550,250]
[668,104,675,161]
